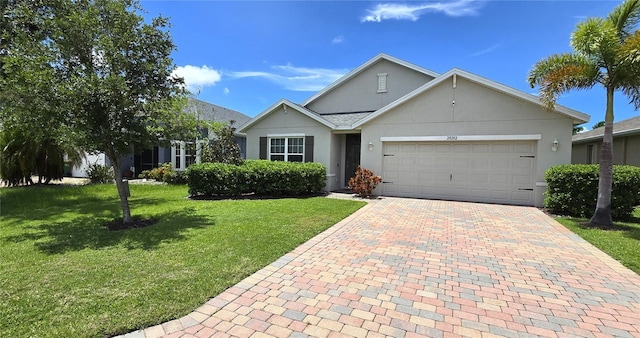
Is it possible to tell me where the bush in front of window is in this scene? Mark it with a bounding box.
[138,163,173,182]
[545,164,640,220]
[187,160,326,197]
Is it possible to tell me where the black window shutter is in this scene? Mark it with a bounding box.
[305,136,314,162]
[259,137,267,159]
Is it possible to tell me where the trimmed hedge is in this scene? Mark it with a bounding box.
[545,164,640,220]
[187,160,327,197]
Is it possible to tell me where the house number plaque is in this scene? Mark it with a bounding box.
[446,136,458,140]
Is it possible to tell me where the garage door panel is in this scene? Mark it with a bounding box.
[382,141,536,205]
[513,158,534,169]
[513,143,534,153]
[434,158,450,169]
[490,190,510,200]
[469,189,488,198]
[452,144,471,153]
[513,175,532,185]
[472,144,492,153]
[469,173,489,184]
[400,157,416,166]
[512,190,533,202]
[436,144,451,152]
[470,158,490,170]
[417,144,434,152]
[401,144,417,153]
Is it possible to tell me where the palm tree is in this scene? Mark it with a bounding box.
[528,0,640,227]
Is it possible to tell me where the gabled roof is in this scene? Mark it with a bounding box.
[238,99,336,132]
[572,115,640,143]
[300,53,440,107]
[352,68,590,128]
[185,98,251,126]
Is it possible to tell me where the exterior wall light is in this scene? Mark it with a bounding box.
[552,139,559,152]
[368,141,374,151]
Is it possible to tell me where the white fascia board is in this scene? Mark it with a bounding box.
[301,53,440,107]
[238,99,335,132]
[379,134,542,142]
[352,68,590,129]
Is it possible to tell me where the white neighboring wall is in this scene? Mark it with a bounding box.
[72,153,108,177]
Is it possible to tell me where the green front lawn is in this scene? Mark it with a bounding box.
[555,209,640,275]
[0,184,365,337]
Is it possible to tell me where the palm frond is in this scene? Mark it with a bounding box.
[607,0,640,38]
[616,31,640,109]
[571,18,619,65]
[528,53,599,109]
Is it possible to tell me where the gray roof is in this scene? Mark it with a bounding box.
[317,112,375,127]
[573,115,640,143]
[184,98,251,127]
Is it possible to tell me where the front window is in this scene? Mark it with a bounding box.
[270,137,304,162]
[185,142,197,167]
[172,140,205,170]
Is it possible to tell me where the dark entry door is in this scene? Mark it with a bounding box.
[134,146,159,176]
[345,134,361,186]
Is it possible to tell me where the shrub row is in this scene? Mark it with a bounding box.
[187,160,327,197]
[545,164,640,220]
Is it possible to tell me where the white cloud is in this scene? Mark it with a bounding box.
[171,65,222,91]
[227,64,348,91]
[332,35,344,44]
[223,87,230,95]
[362,0,482,22]
[470,43,503,57]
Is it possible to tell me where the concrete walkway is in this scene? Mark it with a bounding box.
[118,198,640,338]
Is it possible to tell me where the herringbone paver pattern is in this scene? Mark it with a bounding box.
[117,198,640,338]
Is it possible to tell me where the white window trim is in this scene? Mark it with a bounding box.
[267,135,305,162]
[171,140,207,171]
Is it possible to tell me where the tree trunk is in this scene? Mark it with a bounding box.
[589,87,614,227]
[110,157,133,224]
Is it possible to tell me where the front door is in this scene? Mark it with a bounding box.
[344,134,361,186]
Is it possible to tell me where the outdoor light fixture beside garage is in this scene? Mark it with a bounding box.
[552,139,559,152]
[368,141,374,151]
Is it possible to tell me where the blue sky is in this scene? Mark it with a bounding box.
[141,0,638,129]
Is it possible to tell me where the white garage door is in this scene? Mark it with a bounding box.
[382,141,536,205]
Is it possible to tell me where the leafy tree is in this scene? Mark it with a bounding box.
[1,1,84,186]
[573,125,585,135]
[528,0,640,227]
[201,121,244,165]
[1,0,195,224]
[592,121,606,129]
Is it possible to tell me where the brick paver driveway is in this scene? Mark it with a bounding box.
[120,198,640,338]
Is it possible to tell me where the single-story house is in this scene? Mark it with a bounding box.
[71,98,250,177]
[572,115,640,166]
[239,53,590,207]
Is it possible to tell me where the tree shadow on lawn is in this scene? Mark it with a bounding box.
[0,184,175,223]
[3,207,214,254]
[575,218,640,241]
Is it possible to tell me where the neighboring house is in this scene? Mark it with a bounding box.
[572,115,640,166]
[71,98,250,177]
[239,53,589,207]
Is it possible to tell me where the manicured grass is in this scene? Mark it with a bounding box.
[554,208,640,275]
[0,184,365,337]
